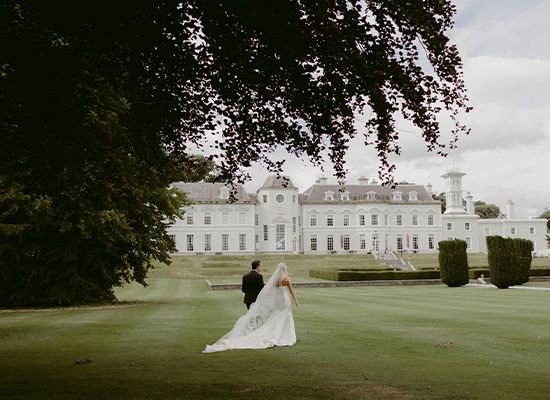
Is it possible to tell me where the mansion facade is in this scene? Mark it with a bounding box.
[167,170,548,255]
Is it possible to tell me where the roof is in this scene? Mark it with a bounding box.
[301,184,438,203]
[172,182,252,203]
[260,175,296,189]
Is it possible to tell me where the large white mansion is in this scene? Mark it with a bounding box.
[167,170,548,255]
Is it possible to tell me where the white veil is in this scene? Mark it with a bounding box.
[203,263,295,352]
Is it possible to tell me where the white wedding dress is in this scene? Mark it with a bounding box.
[203,263,296,353]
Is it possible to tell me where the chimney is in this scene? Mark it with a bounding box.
[318,176,328,185]
[506,199,514,219]
[358,176,369,185]
[465,192,474,215]
[426,182,433,195]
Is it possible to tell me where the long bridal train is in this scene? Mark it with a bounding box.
[203,263,297,353]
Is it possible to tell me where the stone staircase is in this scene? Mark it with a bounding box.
[378,251,416,271]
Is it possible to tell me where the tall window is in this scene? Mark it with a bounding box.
[310,235,317,251]
[239,212,246,224]
[310,215,317,227]
[327,235,334,252]
[396,215,402,226]
[465,222,470,231]
[428,215,434,226]
[204,234,211,251]
[222,212,229,225]
[239,234,246,250]
[343,215,350,226]
[263,225,268,241]
[342,235,350,251]
[397,235,403,250]
[327,215,334,227]
[446,222,453,231]
[359,214,365,226]
[371,214,379,226]
[412,215,418,226]
[276,224,286,250]
[412,234,418,250]
[222,234,229,251]
[293,217,297,233]
[384,214,388,226]
[204,213,211,225]
[360,234,366,250]
[186,234,194,251]
[428,234,434,250]
[186,213,194,225]
[263,194,267,203]
[465,237,471,249]
[255,214,259,226]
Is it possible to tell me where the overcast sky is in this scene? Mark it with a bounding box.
[222,1,550,218]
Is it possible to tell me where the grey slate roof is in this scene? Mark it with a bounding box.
[301,184,438,203]
[172,182,252,203]
[261,175,296,189]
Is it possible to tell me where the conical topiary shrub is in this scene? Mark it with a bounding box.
[438,239,469,287]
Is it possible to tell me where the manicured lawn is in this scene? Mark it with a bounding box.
[2,270,550,399]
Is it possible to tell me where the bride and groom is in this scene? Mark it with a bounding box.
[203,261,298,353]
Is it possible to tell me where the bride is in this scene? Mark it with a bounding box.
[203,263,298,353]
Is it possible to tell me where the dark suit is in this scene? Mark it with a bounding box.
[242,270,264,309]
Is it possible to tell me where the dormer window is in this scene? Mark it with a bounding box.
[340,192,350,201]
[366,191,376,201]
[220,187,229,200]
[324,191,334,201]
[392,191,402,201]
[408,191,418,201]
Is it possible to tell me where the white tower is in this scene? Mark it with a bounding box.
[441,169,466,215]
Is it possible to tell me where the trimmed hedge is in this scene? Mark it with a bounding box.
[514,238,534,284]
[438,239,469,287]
[309,269,440,281]
[527,268,550,277]
[487,236,518,288]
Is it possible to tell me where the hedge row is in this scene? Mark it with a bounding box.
[438,239,469,287]
[487,236,534,288]
[309,269,440,281]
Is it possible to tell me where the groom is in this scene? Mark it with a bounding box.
[242,260,264,309]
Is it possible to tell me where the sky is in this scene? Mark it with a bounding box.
[210,1,550,218]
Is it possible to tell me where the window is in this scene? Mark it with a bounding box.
[343,215,350,226]
[511,227,517,235]
[465,237,471,249]
[324,192,334,201]
[222,234,229,251]
[342,235,350,251]
[293,195,296,203]
[367,192,376,200]
[484,227,490,235]
[204,234,211,251]
[276,194,284,203]
[412,215,418,226]
[168,234,176,243]
[310,215,317,227]
[238,212,246,224]
[263,225,268,241]
[263,194,267,203]
[371,214,379,226]
[204,213,211,225]
[397,235,403,250]
[327,235,334,252]
[428,215,434,226]
[392,192,402,201]
[530,226,535,235]
[428,234,434,250]
[359,214,365,226]
[327,215,334,227]
[408,192,418,201]
[222,212,229,225]
[255,214,259,226]
[310,235,317,251]
[276,224,285,250]
[293,217,297,233]
[298,216,302,226]
[239,234,246,251]
[396,215,402,226]
[384,214,388,226]
[186,213,194,225]
[340,192,350,201]
[412,234,418,250]
[446,222,453,231]
[360,234,366,250]
[465,222,470,231]
[255,234,258,244]
[186,234,194,251]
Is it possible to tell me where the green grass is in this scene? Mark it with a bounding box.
[2,267,550,399]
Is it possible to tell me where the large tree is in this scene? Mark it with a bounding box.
[474,201,503,219]
[0,1,471,306]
